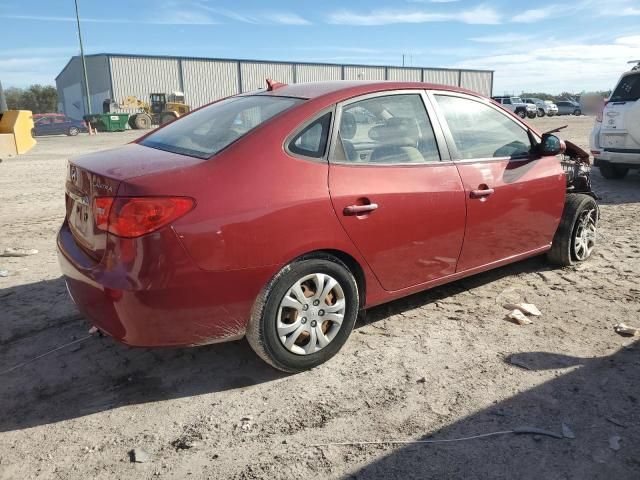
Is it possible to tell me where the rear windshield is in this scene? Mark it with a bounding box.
[610,73,640,102]
[140,95,303,158]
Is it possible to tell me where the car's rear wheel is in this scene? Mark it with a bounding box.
[246,255,359,372]
[548,194,598,266]
[573,109,582,116]
[68,126,80,136]
[599,164,629,179]
[517,109,526,118]
[537,108,545,117]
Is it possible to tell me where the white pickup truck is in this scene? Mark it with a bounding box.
[590,61,640,179]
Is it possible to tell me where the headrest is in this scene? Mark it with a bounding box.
[340,111,357,140]
[368,117,419,147]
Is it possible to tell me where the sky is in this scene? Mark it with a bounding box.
[1,0,639,94]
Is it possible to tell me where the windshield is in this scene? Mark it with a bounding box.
[512,97,523,103]
[140,95,303,158]
[610,73,640,102]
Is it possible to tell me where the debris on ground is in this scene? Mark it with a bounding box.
[1,247,38,257]
[0,269,8,277]
[504,303,542,317]
[507,309,533,325]
[614,323,639,337]
[129,448,152,463]
[562,423,575,439]
[240,416,253,432]
[416,377,427,384]
[609,435,622,451]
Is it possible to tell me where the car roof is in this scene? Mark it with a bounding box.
[251,81,484,101]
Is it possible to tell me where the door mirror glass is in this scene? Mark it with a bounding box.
[539,134,565,156]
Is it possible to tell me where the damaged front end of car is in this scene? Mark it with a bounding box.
[561,140,597,199]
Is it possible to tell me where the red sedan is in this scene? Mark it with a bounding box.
[58,81,598,372]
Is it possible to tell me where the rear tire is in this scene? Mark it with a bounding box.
[537,108,545,117]
[517,109,526,119]
[573,109,582,116]
[67,126,79,136]
[246,255,359,373]
[599,164,629,179]
[547,194,598,266]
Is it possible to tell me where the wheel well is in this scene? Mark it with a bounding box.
[295,249,366,307]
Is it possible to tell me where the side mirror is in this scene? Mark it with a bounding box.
[539,134,566,156]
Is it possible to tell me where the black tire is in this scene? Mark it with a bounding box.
[516,109,526,119]
[573,109,582,116]
[537,108,545,117]
[133,113,152,130]
[67,126,80,136]
[547,194,598,266]
[599,163,629,179]
[246,255,360,373]
[527,111,537,119]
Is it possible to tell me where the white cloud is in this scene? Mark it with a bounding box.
[327,5,501,25]
[262,12,311,25]
[451,35,640,94]
[511,7,555,23]
[0,13,217,25]
[470,33,533,43]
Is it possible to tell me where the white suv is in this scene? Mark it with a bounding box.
[590,61,640,179]
[523,97,558,117]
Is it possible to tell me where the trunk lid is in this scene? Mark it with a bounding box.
[65,143,203,259]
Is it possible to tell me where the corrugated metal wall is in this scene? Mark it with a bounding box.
[109,57,182,106]
[460,71,493,98]
[423,69,459,87]
[241,62,294,92]
[343,66,386,81]
[295,64,342,83]
[182,59,239,108]
[387,67,422,82]
[57,54,493,118]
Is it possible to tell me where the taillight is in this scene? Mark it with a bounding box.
[94,197,195,238]
[595,100,609,123]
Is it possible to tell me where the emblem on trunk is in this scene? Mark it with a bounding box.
[92,179,113,192]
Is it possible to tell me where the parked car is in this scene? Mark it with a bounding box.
[58,81,598,372]
[33,114,87,136]
[523,97,558,117]
[590,61,640,179]
[492,96,538,118]
[555,100,582,116]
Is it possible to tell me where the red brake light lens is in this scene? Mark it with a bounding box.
[595,100,608,123]
[94,197,194,238]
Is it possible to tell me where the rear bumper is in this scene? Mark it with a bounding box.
[57,221,275,347]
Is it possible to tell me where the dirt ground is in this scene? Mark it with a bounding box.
[1,116,639,480]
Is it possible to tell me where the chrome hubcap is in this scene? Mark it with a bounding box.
[277,273,346,355]
[574,208,597,261]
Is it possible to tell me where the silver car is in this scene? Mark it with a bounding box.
[556,100,582,116]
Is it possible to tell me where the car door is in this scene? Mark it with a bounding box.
[430,92,566,273]
[35,117,53,135]
[52,116,67,135]
[328,91,466,292]
[556,101,569,115]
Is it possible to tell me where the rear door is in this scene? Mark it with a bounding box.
[328,91,466,291]
[430,92,565,272]
[600,71,640,152]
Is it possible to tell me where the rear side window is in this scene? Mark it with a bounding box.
[141,96,303,159]
[288,112,332,158]
[435,95,532,160]
[610,73,640,102]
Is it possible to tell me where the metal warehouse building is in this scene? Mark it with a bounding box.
[55,53,494,119]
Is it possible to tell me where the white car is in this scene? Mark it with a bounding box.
[523,97,558,117]
[590,61,640,179]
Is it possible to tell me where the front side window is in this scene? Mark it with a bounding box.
[610,73,640,102]
[141,95,303,159]
[435,95,532,160]
[288,112,332,158]
[332,94,440,164]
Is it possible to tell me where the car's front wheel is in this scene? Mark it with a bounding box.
[599,164,629,179]
[246,255,359,372]
[573,109,582,116]
[548,194,598,266]
[537,108,545,117]
[68,126,80,136]
[517,109,526,118]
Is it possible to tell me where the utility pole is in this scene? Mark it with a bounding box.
[74,0,92,115]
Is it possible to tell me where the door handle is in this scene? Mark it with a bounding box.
[470,188,495,198]
[343,203,379,215]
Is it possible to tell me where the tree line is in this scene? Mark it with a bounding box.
[4,84,58,114]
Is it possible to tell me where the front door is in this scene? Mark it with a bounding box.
[431,92,566,272]
[328,92,466,292]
